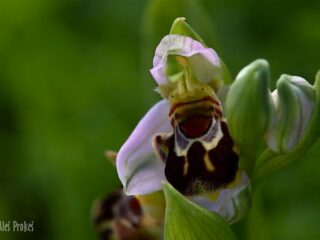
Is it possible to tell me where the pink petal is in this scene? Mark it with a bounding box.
[150,34,221,85]
[116,100,171,195]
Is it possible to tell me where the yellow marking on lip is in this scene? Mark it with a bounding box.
[204,152,215,172]
[226,170,242,189]
[183,158,189,176]
[169,96,217,117]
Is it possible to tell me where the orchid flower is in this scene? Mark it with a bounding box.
[92,188,163,240]
[116,17,320,226]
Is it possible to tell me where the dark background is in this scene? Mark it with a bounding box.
[0,0,319,239]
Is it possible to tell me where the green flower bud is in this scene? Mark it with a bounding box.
[266,74,315,153]
[254,72,320,180]
[225,59,272,175]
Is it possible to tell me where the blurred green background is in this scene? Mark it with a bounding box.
[0,0,319,239]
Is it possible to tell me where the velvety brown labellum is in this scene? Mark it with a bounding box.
[153,121,239,196]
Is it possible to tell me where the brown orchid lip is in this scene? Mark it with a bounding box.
[169,96,219,117]
[163,121,239,196]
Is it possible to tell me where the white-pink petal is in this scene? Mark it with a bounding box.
[116,100,171,195]
[150,34,221,85]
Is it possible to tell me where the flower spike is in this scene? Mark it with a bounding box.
[107,17,320,240]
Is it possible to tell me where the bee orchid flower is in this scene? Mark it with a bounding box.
[117,18,251,224]
[116,17,320,225]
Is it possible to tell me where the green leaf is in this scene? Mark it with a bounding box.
[163,182,237,240]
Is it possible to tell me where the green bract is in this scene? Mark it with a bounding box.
[163,183,236,240]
